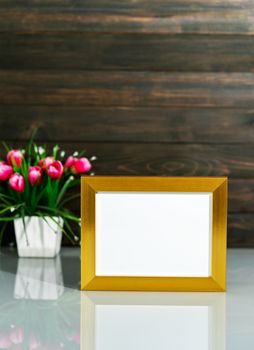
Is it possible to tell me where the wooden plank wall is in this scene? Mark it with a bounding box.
[0,0,254,247]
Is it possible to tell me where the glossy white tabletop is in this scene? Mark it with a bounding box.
[0,248,253,349]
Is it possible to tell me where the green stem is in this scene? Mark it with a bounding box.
[0,222,7,245]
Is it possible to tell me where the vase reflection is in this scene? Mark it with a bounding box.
[0,278,80,349]
[0,248,82,349]
[81,292,225,350]
[14,256,64,300]
[0,292,80,350]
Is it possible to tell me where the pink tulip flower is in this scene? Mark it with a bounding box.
[28,166,42,186]
[71,157,91,174]
[73,332,80,344]
[0,332,11,349]
[9,173,25,192]
[64,156,76,169]
[47,161,63,180]
[39,156,54,170]
[9,327,24,344]
[29,335,40,350]
[7,150,23,168]
[0,162,13,181]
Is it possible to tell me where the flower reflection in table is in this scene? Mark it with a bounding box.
[0,255,80,350]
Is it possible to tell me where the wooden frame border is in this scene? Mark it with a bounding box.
[81,176,227,292]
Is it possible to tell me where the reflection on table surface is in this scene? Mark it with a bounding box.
[81,292,225,350]
[14,256,64,300]
[0,248,254,349]
[0,248,80,350]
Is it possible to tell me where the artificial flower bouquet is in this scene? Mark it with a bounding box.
[0,140,94,256]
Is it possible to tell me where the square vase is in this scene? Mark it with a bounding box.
[14,216,63,258]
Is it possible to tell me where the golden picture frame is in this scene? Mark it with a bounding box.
[81,176,227,292]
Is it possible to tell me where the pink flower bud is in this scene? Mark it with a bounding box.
[71,158,91,174]
[28,166,42,186]
[47,161,63,180]
[64,156,76,169]
[7,149,23,168]
[0,162,13,181]
[39,156,54,170]
[9,173,25,192]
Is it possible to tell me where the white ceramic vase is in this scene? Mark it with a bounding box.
[14,216,63,258]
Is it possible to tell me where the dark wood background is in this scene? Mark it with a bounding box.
[1,0,254,247]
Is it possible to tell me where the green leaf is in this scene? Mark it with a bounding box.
[20,207,29,246]
[52,144,59,159]
[0,203,24,216]
[62,217,78,244]
[37,205,80,222]
[0,193,13,206]
[0,192,13,200]
[27,129,38,159]
[0,222,7,245]
[59,193,80,207]
[51,216,75,244]
[65,178,80,189]
[2,141,10,153]
[33,185,47,210]
[37,214,75,245]
[0,217,18,222]
[77,149,86,157]
[56,176,74,205]
[60,211,80,223]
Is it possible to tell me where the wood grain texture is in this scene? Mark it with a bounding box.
[228,214,254,247]
[1,142,254,178]
[1,0,254,247]
[84,143,254,178]
[1,1,254,34]
[1,106,254,143]
[229,179,254,212]
[2,34,254,72]
[1,71,254,108]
